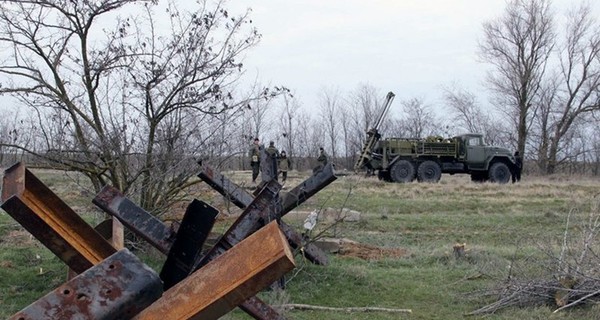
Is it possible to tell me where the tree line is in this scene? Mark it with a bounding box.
[0,0,599,214]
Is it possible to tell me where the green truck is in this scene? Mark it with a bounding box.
[354,92,519,184]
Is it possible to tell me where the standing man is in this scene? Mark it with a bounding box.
[317,147,328,166]
[314,147,328,173]
[278,150,291,183]
[265,141,280,181]
[512,150,522,183]
[249,137,261,184]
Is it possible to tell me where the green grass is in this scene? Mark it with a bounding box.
[0,219,66,312]
[1,169,600,319]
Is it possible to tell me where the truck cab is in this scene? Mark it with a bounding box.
[456,134,517,182]
[458,134,487,169]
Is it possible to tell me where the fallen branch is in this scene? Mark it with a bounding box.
[553,287,600,313]
[469,278,600,315]
[277,303,412,314]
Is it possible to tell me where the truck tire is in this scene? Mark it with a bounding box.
[390,160,416,183]
[488,162,511,184]
[417,160,442,183]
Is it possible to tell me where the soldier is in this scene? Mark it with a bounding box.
[249,138,260,184]
[313,147,328,173]
[512,150,522,183]
[317,147,328,166]
[278,150,291,183]
[265,141,280,181]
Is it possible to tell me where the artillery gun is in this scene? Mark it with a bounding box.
[353,91,396,173]
[354,92,519,184]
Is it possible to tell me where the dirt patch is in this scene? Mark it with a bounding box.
[339,242,409,261]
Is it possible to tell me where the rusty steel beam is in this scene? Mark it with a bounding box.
[133,221,295,320]
[198,165,254,208]
[278,221,328,265]
[92,185,175,254]
[279,163,337,218]
[160,199,218,290]
[111,217,125,249]
[11,249,163,320]
[0,162,116,274]
[198,163,335,265]
[191,180,282,271]
[67,218,125,280]
[92,185,284,320]
[199,162,336,219]
[239,297,286,320]
[93,218,125,249]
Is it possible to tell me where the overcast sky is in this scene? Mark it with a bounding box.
[0,1,594,116]
[229,0,593,112]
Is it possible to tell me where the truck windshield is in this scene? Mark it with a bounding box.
[467,136,482,146]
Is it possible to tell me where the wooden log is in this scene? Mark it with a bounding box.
[277,304,412,314]
[133,221,295,320]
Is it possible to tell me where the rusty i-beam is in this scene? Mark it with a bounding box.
[67,218,125,280]
[190,179,282,271]
[197,162,337,265]
[93,184,285,320]
[10,249,163,320]
[133,221,295,320]
[0,162,116,273]
[160,199,218,289]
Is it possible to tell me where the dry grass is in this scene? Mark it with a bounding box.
[2,167,600,319]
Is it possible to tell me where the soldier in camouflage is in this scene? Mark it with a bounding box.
[313,147,328,173]
[249,138,260,184]
[278,150,291,183]
[265,141,279,182]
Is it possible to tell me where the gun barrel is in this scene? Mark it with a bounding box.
[354,92,395,172]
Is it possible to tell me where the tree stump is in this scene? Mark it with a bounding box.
[453,243,466,259]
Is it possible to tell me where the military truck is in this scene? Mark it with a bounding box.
[354,92,519,184]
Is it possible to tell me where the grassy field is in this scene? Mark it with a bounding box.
[1,167,600,319]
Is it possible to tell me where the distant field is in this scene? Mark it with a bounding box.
[1,167,599,319]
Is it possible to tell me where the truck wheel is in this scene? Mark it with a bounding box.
[390,160,416,183]
[488,162,510,184]
[417,160,442,183]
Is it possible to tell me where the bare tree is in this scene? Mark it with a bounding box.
[277,92,299,159]
[247,85,284,142]
[346,84,383,159]
[479,0,555,158]
[199,106,252,170]
[399,97,440,138]
[338,104,353,170]
[386,117,410,138]
[539,3,600,174]
[0,0,280,212]
[591,126,600,176]
[318,86,341,159]
[443,86,505,145]
[293,111,318,169]
[0,109,14,166]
